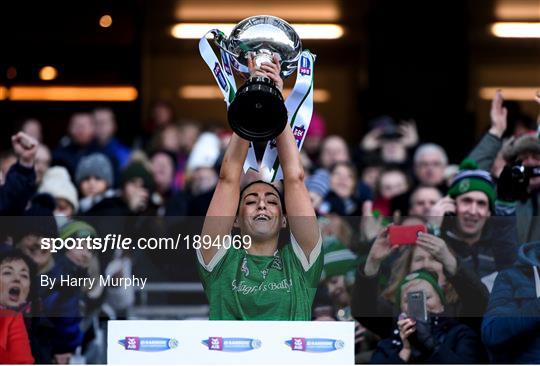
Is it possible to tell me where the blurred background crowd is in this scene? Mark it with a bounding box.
[1,0,539,364]
[1,91,539,364]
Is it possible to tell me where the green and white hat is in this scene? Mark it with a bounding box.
[321,239,359,284]
[448,158,496,211]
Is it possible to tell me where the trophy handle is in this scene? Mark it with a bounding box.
[210,30,240,59]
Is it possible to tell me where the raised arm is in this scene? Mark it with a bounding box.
[467,90,506,171]
[275,124,320,256]
[251,54,319,257]
[200,133,249,265]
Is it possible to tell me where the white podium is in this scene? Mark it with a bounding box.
[107,320,354,364]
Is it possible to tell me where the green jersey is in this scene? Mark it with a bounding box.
[197,234,323,320]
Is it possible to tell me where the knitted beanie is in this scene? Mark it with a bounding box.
[503,134,540,163]
[75,153,114,187]
[38,166,79,212]
[59,220,97,240]
[121,161,155,191]
[321,240,359,282]
[306,169,331,198]
[395,269,446,306]
[448,158,496,211]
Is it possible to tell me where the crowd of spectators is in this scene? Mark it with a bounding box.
[0,90,539,363]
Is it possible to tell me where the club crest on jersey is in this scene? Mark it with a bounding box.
[270,254,283,271]
[213,62,229,92]
[299,56,311,76]
[241,256,250,277]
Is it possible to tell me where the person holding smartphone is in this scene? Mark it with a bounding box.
[430,159,517,290]
[371,269,486,363]
[197,54,322,320]
[352,216,489,338]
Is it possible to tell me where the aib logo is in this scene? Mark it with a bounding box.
[292,337,306,351]
[209,337,223,351]
[126,337,140,351]
[292,125,305,148]
[299,56,311,76]
[213,62,228,92]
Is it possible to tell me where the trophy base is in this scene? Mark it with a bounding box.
[228,76,288,142]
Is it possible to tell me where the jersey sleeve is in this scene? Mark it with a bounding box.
[196,246,233,287]
[289,230,323,287]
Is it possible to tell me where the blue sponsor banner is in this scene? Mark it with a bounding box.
[202,337,261,352]
[118,337,178,352]
[285,338,344,353]
[213,62,229,91]
[221,53,232,75]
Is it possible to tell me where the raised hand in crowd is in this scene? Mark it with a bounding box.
[489,89,507,138]
[415,232,457,275]
[397,314,415,362]
[124,180,149,213]
[11,131,38,168]
[427,195,456,229]
[360,127,383,151]
[364,228,398,276]
[398,119,419,148]
[360,200,385,242]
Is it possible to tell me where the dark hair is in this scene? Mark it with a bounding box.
[329,162,358,180]
[238,180,286,215]
[0,249,38,308]
[149,149,178,169]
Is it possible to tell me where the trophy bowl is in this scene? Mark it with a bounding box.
[218,15,302,141]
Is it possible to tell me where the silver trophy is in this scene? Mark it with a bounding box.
[213,15,302,141]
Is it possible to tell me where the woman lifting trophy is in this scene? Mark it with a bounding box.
[197,15,322,320]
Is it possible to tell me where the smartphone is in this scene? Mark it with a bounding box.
[388,224,427,246]
[407,291,427,321]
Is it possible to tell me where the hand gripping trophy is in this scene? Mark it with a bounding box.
[199,15,316,181]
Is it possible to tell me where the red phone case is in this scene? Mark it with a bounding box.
[388,224,427,246]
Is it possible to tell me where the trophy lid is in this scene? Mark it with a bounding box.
[226,15,302,79]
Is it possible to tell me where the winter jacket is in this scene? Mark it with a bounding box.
[39,255,85,354]
[468,131,540,243]
[441,216,517,284]
[320,191,362,216]
[468,132,502,173]
[352,258,489,339]
[481,241,540,363]
[101,137,131,169]
[0,162,36,215]
[371,316,487,364]
[0,310,34,364]
[52,139,118,183]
